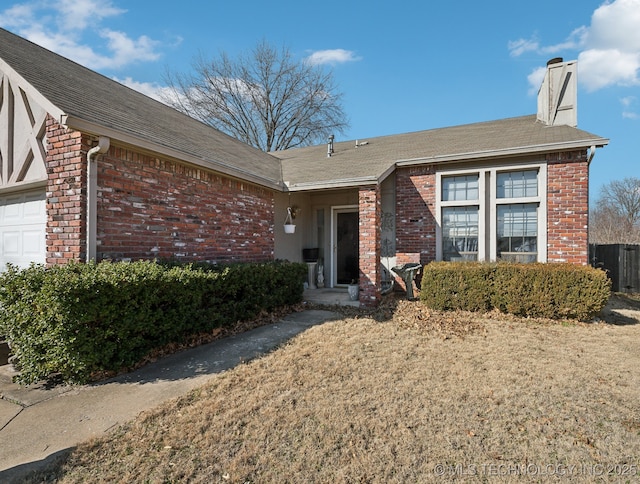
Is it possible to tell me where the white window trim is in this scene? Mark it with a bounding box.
[330,204,359,287]
[435,162,547,262]
[436,171,485,261]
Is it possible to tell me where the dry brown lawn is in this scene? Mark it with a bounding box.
[30,295,640,483]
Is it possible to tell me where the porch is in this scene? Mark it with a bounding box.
[302,288,360,307]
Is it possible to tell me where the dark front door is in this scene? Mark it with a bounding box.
[334,210,359,285]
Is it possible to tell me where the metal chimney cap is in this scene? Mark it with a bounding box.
[547,57,563,66]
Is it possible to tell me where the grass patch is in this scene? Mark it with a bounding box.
[28,296,640,482]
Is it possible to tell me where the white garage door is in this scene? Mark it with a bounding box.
[0,190,46,270]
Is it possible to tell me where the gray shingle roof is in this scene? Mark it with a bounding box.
[1,28,608,193]
[0,28,284,190]
[274,115,608,190]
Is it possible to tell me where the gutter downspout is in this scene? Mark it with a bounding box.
[587,145,597,165]
[586,145,596,264]
[86,137,110,262]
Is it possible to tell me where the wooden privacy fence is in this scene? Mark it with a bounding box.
[590,244,640,293]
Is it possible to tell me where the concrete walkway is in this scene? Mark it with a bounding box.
[0,309,339,483]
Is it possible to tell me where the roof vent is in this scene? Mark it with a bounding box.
[327,134,334,157]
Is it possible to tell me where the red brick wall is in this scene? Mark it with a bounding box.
[45,117,275,266]
[546,150,589,264]
[394,153,590,267]
[358,185,381,306]
[45,116,88,265]
[96,145,274,263]
[395,165,436,266]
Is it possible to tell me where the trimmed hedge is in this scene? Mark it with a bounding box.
[0,260,307,384]
[418,262,495,312]
[420,262,610,321]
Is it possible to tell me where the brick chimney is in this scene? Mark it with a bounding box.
[537,58,577,127]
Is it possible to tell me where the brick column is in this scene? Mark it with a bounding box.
[358,185,381,306]
[45,116,89,266]
[547,150,589,264]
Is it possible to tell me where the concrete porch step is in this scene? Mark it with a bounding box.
[303,288,360,307]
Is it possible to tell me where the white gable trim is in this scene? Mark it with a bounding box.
[0,57,65,122]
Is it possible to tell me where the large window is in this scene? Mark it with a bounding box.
[497,203,538,262]
[437,166,546,262]
[442,206,478,261]
[440,174,479,261]
[442,175,479,201]
[497,170,537,198]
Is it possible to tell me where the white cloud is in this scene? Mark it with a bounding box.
[99,30,161,68]
[0,0,161,70]
[112,77,173,103]
[305,49,361,66]
[587,0,640,51]
[578,0,640,91]
[621,95,637,106]
[509,28,588,58]
[527,66,547,95]
[543,27,589,55]
[55,0,125,32]
[508,38,540,57]
[511,0,640,92]
[621,95,639,119]
[579,48,640,91]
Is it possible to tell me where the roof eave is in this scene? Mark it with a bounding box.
[62,115,285,191]
[396,138,610,167]
[284,176,379,192]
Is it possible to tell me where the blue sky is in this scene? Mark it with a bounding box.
[1,0,638,202]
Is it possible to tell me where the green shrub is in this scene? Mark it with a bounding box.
[491,263,611,320]
[0,260,307,384]
[420,261,610,321]
[419,262,494,311]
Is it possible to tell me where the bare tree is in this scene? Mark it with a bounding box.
[590,177,640,244]
[162,40,349,152]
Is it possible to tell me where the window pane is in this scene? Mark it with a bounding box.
[497,170,538,198]
[442,174,479,201]
[497,203,538,262]
[442,206,478,261]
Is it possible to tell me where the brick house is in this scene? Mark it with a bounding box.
[1,28,282,269]
[1,28,608,306]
